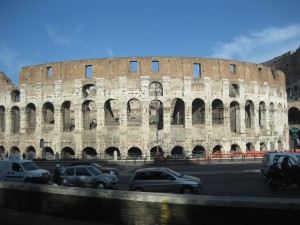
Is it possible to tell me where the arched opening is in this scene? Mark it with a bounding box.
[192,98,205,125]
[259,101,266,128]
[43,102,55,128]
[128,147,143,159]
[245,100,254,128]
[171,146,185,157]
[212,99,224,125]
[246,143,255,151]
[82,100,97,130]
[11,106,20,134]
[0,146,5,158]
[229,83,239,97]
[149,99,164,130]
[150,81,163,96]
[127,98,142,124]
[230,101,240,133]
[230,144,241,151]
[61,101,75,132]
[10,146,20,155]
[150,146,164,157]
[26,146,36,159]
[42,147,54,160]
[105,147,121,160]
[25,103,36,133]
[104,99,120,125]
[288,107,300,124]
[213,145,223,153]
[192,145,206,156]
[171,98,185,125]
[82,84,96,98]
[11,90,20,102]
[61,147,75,159]
[82,147,97,159]
[260,142,267,151]
[0,106,5,132]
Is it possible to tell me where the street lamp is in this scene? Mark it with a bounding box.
[154,82,162,153]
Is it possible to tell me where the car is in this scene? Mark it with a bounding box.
[129,167,202,194]
[261,152,300,178]
[62,165,118,189]
[69,162,119,177]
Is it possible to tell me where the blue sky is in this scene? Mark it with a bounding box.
[1,0,300,86]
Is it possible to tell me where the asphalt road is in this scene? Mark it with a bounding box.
[38,161,300,198]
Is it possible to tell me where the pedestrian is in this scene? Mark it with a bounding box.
[53,164,62,185]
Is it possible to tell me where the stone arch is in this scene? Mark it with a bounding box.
[171,146,185,156]
[42,147,54,159]
[25,103,36,133]
[11,90,20,102]
[213,145,223,153]
[171,98,185,125]
[105,147,121,159]
[82,100,97,130]
[26,146,36,159]
[288,107,300,124]
[10,146,20,155]
[82,84,96,98]
[0,106,5,132]
[104,99,120,125]
[230,101,240,133]
[0,146,5,158]
[246,143,255,151]
[61,147,75,159]
[149,99,164,130]
[61,101,75,132]
[150,146,163,157]
[128,147,142,158]
[230,144,241,151]
[82,147,97,159]
[149,81,163,96]
[127,98,142,123]
[260,142,267,151]
[259,101,266,128]
[43,102,55,127]
[245,100,255,128]
[11,106,20,134]
[212,99,224,125]
[192,98,205,125]
[192,145,206,156]
[229,83,239,97]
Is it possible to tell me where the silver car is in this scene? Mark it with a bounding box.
[63,165,118,189]
[129,167,202,194]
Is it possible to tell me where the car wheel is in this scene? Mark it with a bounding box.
[133,188,143,192]
[181,186,193,194]
[96,182,106,189]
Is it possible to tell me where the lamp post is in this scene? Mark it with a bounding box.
[155,82,159,153]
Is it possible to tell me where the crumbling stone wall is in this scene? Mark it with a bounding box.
[0,57,288,159]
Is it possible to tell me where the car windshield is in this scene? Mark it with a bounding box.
[165,168,183,178]
[21,162,39,171]
[87,166,102,175]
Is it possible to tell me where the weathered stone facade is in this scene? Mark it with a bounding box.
[0,57,288,159]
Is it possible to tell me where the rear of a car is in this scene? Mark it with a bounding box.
[129,167,202,194]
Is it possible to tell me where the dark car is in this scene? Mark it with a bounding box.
[129,167,202,194]
[69,162,119,177]
[63,165,118,189]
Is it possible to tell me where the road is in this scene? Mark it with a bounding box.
[38,161,300,199]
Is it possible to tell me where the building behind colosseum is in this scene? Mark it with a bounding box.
[0,57,289,160]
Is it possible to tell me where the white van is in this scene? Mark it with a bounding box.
[261,152,300,178]
[0,158,50,183]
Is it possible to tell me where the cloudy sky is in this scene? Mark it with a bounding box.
[1,0,300,86]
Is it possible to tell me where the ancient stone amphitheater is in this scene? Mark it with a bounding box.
[0,57,288,159]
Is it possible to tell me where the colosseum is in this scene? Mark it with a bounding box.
[0,57,289,160]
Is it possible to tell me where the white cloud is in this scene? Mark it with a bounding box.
[45,24,81,47]
[210,23,300,63]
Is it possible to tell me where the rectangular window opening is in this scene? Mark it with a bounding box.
[47,67,52,77]
[230,64,236,73]
[194,63,201,79]
[86,65,93,78]
[152,61,159,72]
[130,61,138,72]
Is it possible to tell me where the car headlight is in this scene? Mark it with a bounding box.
[110,171,115,175]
